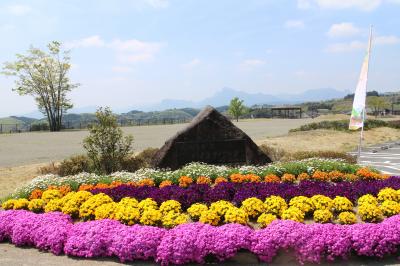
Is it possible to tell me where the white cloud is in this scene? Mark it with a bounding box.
[326,35,400,52]
[240,59,266,69]
[326,41,366,52]
[112,66,134,73]
[297,0,382,11]
[6,4,32,15]
[182,58,201,69]
[65,36,164,64]
[284,20,305,29]
[327,23,362,38]
[65,35,105,49]
[145,0,169,8]
[374,35,400,45]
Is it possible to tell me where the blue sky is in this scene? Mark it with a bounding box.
[0,0,399,116]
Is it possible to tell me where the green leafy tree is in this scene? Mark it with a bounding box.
[228,97,247,122]
[2,41,79,131]
[83,107,133,174]
[367,96,390,117]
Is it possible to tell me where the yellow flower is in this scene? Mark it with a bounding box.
[380,200,400,217]
[224,207,249,225]
[210,200,235,216]
[264,196,288,217]
[241,197,265,219]
[79,193,113,220]
[313,209,333,223]
[377,188,399,202]
[311,195,333,211]
[337,211,357,224]
[357,194,378,206]
[1,199,17,210]
[44,198,63,212]
[289,196,313,214]
[187,203,208,221]
[28,199,45,213]
[61,191,93,217]
[358,203,383,222]
[257,213,277,228]
[332,196,353,212]
[162,212,189,228]
[114,204,141,225]
[94,202,118,220]
[41,189,63,203]
[140,209,162,225]
[199,210,220,226]
[281,206,305,222]
[13,199,30,210]
[138,198,158,213]
[159,200,182,215]
[119,197,139,208]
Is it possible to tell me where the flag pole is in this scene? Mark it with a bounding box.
[357,25,373,163]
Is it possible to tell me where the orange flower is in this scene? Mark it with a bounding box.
[138,178,155,187]
[297,173,310,181]
[230,173,245,183]
[244,174,261,183]
[344,174,358,182]
[264,174,280,183]
[179,176,193,188]
[110,181,123,188]
[126,181,137,187]
[281,173,296,183]
[328,171,344,182]
[47,185,58,190]
[214,177,228,185]
[312,171,329,181]
[356,167,379,180]
[29,189,43,200]
[159,180,173,188]
[93,183,111,189]
[196,176,212,185]
[78,184,95,191]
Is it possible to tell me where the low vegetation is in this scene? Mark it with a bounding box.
[290,119,400,132]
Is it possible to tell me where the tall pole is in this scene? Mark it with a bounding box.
[357,25,373,163]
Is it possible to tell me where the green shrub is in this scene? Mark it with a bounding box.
[120,148,159,172]
[282,151,357,164]
[58,155,92,176]
[290,119,399,132]
[83,107,133,174]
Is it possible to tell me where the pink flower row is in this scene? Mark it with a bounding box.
[1,210,400,265]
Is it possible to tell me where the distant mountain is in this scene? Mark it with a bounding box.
[138,87,350,111]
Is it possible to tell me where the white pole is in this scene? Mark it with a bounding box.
[357,25,373,163]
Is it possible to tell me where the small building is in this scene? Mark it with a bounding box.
[270,107,302,119]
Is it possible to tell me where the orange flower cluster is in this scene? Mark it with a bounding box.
[328,171,345,182]
[137,179,155,187]
[29,189,43,200]
[297,173,310,181]
[47,185,71,195]
[196,176,212,185]
[229,173,262,183]
[214,177,228,185]
[264,174,280,183]
[159,180,173,188]
[281,173,296,183]
[179,176,193,188]
[312,171,329,181]
[356,168,389,180]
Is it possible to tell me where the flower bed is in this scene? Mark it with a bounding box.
[2,210,400,265]
[5,160,382,200]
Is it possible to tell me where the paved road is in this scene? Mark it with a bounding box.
[349,141,400,175]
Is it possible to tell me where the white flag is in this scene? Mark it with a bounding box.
[349,28,372,130]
